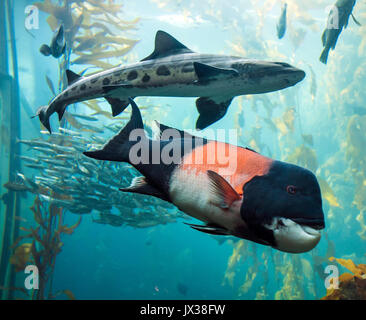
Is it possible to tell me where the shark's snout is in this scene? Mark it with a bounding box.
[245,61,306,93]
[273,63,306,85]
[288,68,306,85]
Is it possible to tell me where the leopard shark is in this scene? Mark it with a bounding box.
[35,30,306,133]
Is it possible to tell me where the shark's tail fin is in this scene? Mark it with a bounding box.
[83,98,144,163]
[32,102,67,133]
[32,106,51,133]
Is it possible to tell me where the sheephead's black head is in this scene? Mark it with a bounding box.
[240,160,325,253]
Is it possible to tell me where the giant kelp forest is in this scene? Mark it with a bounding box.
[0,0,366,300]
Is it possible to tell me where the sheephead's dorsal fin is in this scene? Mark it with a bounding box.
[141,30,193,62]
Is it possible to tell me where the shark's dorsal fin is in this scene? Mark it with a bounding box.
[66,70,82,86]
[141,30,193,62]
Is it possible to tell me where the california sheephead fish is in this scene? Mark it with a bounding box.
[35,30,305,133]
[277,3,287,39]
[84,99,325,253]
[320,0,361,64]
[39,24,66,59]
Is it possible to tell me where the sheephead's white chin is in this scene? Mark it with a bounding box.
[265,217,321,253]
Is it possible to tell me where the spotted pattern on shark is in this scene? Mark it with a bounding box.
[156,65,171,76]
[127,71,138,81]
[142,74,151,83]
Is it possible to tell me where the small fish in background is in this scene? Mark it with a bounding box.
[320,0,361,64]
[45,75,56,95]
[308,65,317,102]
[177,283,188,296]
[277,3,287,39]
[3,181,30,192]
[3,181,30,199]
[39,25,66,59]
[14,126,184,226]
[92,213,124,227]
[1,193,10,204]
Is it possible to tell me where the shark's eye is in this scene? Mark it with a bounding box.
[286,185,297,195]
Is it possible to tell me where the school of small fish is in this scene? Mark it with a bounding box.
[3,125,186,228]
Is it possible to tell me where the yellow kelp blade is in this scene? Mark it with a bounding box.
[286,144,318,172]
[317,177,341,208]
[329,257,366,279]
[63,289,76,300]
[10,243,33,272]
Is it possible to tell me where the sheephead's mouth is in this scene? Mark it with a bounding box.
[290,217,325,230]
[264,217,323,253]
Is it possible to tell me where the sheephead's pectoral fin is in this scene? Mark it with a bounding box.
[120,176,168,201]
[207,170,241,209]
[184,223,230,236]
[195,96,233,130]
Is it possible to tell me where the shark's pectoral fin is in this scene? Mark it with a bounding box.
[103,84,136,116]
[105,96,131,117]
[195,96,233,130]
[57,104,68,121]
[184,223,230,236]
[120,176,169,201]
[194,62,239,81]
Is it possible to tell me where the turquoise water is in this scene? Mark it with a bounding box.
[0,0,365,300]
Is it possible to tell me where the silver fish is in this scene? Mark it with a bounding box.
[277,3,287,39]
[320,0,361,64]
